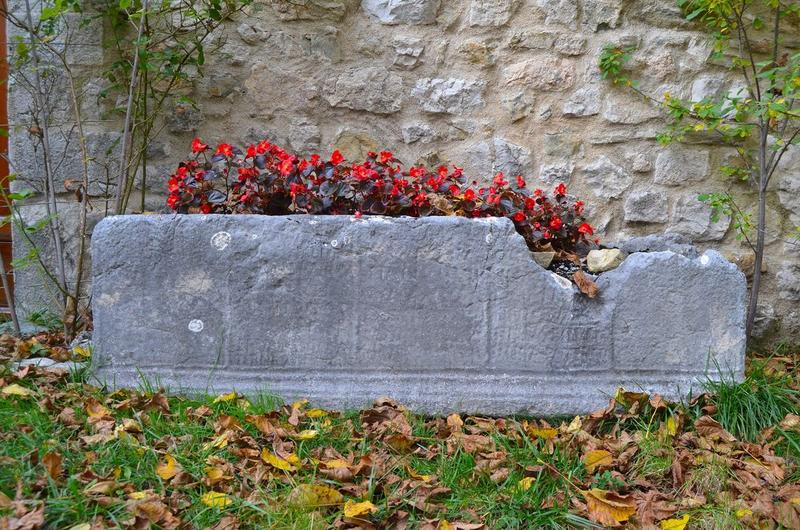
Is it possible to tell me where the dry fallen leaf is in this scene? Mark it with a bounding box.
[582,488,636,527]
[201,491,233,508]
[514,477,536,492]
[526,425,558,440]
[156,454,182,481]
[85,398,111,419]
[660,514,690,530]
[573,270,599,298]
[583,450,613,473]
[42,451,63,480]
[343,499,378,518]
[288,484,344,510]
[1,383,35,397]
[261,448,297,472]
[212,391,237,404]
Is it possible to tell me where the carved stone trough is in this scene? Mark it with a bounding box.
[91,215,746,415]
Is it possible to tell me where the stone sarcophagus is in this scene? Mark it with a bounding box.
[91,215,746,415]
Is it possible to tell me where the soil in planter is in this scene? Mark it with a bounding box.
[549,259,588,279]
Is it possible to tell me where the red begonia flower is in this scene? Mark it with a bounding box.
[516,176,526,188]
[464,188,476,201]
[578,223,594,235]
[200,203,211,214]
[549,216,563,230]
[216,143,234,157]
[379,151,393,164]
[167,194,179,208]
[512,212,526,222]
[330,150,345,165]
[555,183,567,196]
[191,138,208,153]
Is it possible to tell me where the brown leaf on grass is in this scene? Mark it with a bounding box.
[446,414,464,433]
[245,414,288,439]
[84,481,118,496]
[634,490,677,527]
[2,503,44,530]
[85,398,112,419]
[57,407,80,427]
[581,489,636,527]
[209,516,240,530]
[694,416,736,442]
[573,270,599,298]
[446,433,494,455]
[42,452,62,480]
[779,413,800,432]
[127,496,181,530]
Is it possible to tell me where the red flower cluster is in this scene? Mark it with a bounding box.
[167,139,598,253]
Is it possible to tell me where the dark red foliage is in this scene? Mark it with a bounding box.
[167,138,599,253]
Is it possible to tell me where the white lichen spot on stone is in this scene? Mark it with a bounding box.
[550,273,574,290]
[485,233,493,244]
[330,239,340,248]
[96,292,120,307]
[211,231,232,250]
[700,254,711,267]
[188,319,204,333]
[308,220,319,225]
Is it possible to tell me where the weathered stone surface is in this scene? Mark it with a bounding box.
[654,145,711,186]
[412,78,486,114]
[459,40,496,67]
[536,0,577,28]
[554,34,587,55]
[587,248,625,272]
[776,145,800,222]
[582,0,623,31]
[324,67,404,114]
[402,123,436,144]
[602,93,660,124]
[468,0,516,26]
[623,189,668,223]
[10,130,123,196]
[613,233,699,259]
[503,57,575,91]
[562,85,602,117]
[362,0,439,24]
[582,156,632,199]
[392,36,424,69]
[92,215,746,415]
[493,137,532,176]
[502,91,533,121]
[667,194,730,242]
[539,163,574,185]
[690,74,727,101]
[777,262,800,301]
[269,0,351,21]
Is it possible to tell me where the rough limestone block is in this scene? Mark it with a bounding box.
[92,215,746,415]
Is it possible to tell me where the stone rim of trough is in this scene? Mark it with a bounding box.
[91,213,742,294]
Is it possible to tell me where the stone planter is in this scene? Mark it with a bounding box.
[91,215,746,415]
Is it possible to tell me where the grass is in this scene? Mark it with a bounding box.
[705,356,800,443]
[1,345,799,528]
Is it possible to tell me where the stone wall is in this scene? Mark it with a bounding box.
[8,0,800,338]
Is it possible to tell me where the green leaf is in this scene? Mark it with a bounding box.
[686,8,704,20]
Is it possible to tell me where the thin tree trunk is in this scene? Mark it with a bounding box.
[114,0,148,214]
[0,254,21,335]
[746,128,769,337]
